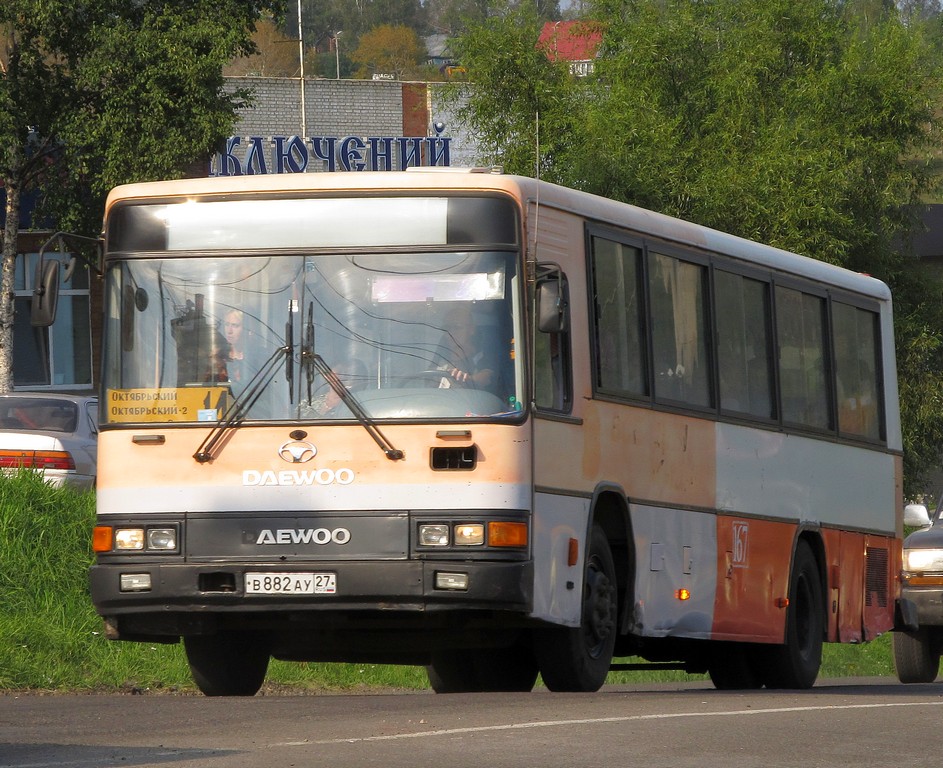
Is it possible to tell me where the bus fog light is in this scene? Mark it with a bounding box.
[120,573,152,592]
[114,528,145,550]
[147,528,177,550]
[454,523,484,546]
[435,572,469,590]
[419,524,450,546]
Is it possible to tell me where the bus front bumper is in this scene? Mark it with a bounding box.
[89,559,533,619]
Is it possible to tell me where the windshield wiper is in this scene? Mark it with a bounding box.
[193,344,289,463]
[311,354,404,461]
[301,302,403,461]
[285,302,295,404]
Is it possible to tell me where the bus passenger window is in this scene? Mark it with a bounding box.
[590,237,646,397]
[776,287,831,430]
[649,252,712,407]
[833,302,881,440]
[715,271,774,418]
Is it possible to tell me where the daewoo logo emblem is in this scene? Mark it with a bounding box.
[278,440,317,463]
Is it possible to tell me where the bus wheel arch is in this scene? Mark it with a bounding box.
[589,486,634,635]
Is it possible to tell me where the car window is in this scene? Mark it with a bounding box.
[0,398,78,432]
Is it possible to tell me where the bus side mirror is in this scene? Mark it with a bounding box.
[537,276,568,334]
[31,259,60,327]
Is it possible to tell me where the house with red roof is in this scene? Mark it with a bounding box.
[537,20,603,76]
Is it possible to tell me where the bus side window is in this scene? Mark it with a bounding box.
[590,236,647,398]
[776,286,831,430]
[649,252,712,407]
[535,271,572,412]
[833,302,881,440]
[715,270,774,419]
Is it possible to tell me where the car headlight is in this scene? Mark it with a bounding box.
[904,548,943,573]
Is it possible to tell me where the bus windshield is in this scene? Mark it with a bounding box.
[102,250,523,424]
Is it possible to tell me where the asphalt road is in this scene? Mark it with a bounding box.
[2,678,943,768]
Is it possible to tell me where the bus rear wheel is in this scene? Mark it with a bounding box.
[762,542,823,689]
[534,525,617,692]
[184,632,270,696]
[894,628,941,683]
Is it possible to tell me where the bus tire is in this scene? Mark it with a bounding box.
[893,629,940,683]
[473,643,539,692]
[184,632,270,696]
[534,525,617,692]
[763,541,823,689]
[427,644,539,693]
[708,644,765,690]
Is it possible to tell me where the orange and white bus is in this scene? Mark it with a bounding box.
[87,170,902,695]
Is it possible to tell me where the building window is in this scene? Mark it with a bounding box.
[14,252,92,389]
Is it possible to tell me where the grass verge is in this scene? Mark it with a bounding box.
[0,471,895,694]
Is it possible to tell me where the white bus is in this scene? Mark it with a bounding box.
[87,170,902,695]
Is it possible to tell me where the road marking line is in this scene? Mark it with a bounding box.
[276,700,943,747]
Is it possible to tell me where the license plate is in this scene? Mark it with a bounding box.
[244,572,336,595]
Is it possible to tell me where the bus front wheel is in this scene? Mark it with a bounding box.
[184,632,270,696]
[534,525,617,692]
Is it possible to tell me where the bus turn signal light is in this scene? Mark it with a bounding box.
[488,521,527,548]
[675,588,691,601]
[93,526,113,553]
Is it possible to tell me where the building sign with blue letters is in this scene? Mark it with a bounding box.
[210,132,452,176]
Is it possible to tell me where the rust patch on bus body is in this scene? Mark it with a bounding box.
[546,401,716,509]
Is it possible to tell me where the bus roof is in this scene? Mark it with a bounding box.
[105,170,891,302]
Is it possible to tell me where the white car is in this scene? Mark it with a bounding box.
[0,392,98,489]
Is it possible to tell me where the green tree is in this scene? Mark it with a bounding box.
[453,0,943,493]
[0,0,279,392]
[350,24,425,79]
[448,6,583,175]
[290,0,426,70]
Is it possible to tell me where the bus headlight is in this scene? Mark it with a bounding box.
[114,528,145,550]
[147,528,177,551]
[419,524,450,546]
[454,523,484,546]
[904,548,943,574]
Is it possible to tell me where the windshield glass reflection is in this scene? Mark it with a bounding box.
[102,251,523,424]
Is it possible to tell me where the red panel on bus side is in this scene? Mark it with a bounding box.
[828,529,864,644]
[826,529,894,643]
[862,533,895,640]
[711,516,794,643]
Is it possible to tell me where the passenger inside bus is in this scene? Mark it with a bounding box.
[223,309,246,387]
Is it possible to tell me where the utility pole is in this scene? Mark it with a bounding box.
[297,0,306,136]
